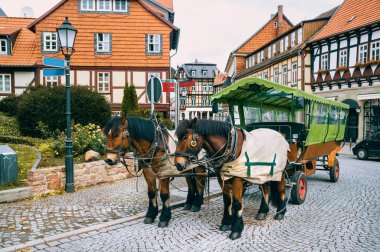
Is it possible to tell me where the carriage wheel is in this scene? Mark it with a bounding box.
[290,171,307,205]
[329,158,339,183]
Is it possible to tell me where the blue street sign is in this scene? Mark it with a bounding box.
[43,57,66,68]
[43,68,65,77]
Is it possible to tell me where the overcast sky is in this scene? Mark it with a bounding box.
[0,0,342,70]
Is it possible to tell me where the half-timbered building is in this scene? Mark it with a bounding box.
[309,0,380,141]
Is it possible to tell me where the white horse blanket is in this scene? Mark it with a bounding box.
[221,128,289,184]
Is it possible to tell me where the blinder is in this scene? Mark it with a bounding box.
[105,125,130,156]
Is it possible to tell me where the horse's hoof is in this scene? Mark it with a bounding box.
[229,231,242,240]
[274,213,284,220]
[190,205,201,212]
[219,224,231,231]
[143,217,155,224]
[158,221,169,228]
[255,213,267,220]
[183,203,192,210]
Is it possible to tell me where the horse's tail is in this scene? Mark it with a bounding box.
[269,181,281,208]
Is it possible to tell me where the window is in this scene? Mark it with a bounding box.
[280,39,284,53]
[202,97,207,106]
[43,32,58,52]
[371,41,380,61]
[97,72,110,93]
[284,36,289,50]
[202,70,207,76]
[339,49,347,67]
[45,76,58,86]
[273,68,279,83]
[260,50,264,61]
[208,84,213,91]
[257,74,262,79]
[297,28,302,44]
[291,63,297,86]
[191,85,196,91]
[273,44,276,56]
[113,0,127,11]
[263,72,268,80]
[364,99,380,138]
[97,0,111,11]
[81,0,95,10]
[291,32,295,47]
[147,34,161,54]
[191,96,196,106]
[180,98,186,106]
[0,39,7,55]
[0,74,11,93]
[95,33,111,53]
[268,46,271,59]
[274,22,278,28]
[246,59,249,68]
[321,54,328,70]
[191,70,196,77]
[282,65,288,85]
[202,84,207,91]
[359,44,368,63]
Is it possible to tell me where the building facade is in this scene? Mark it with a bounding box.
[175,61,217,120]
[309,0,380,142]
[0,0,180,117]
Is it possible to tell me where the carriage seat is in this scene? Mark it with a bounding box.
[245,122,306,143]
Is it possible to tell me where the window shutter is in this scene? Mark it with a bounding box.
[7,39,11,55]
[41,32,44,52]
[145,34,148,55]
[160,34,162,54]
[109,34,112,54]
[94,33,98,54]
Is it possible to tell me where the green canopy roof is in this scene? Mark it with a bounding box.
[211,77,349,109]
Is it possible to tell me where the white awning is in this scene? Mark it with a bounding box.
[357,93,380,101]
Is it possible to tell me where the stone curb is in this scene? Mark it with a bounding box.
[0,191,223,252]
[0,187,33,203]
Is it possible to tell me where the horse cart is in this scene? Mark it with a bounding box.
[211,77,349,204]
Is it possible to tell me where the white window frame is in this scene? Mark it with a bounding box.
[261,50,264,61]
[284,36,289,50]
[0,74,11,93]
[273,44,276,56]
[280,39,284,53]
[282,65,288,85]
[191,70,196,77]
[81,0,95,10]
[359,44,368,63]
[202,70,207,76]
[321,54,328,70]
[339,49,347,67]
[45,76,58,86]
[43,32,58,52]
[291,32,295,47]
[191,85,196,91]
[371,41,380,61]
[268,46,271,59]
[97,72,110,93]
[96,33,111,52]
[297,28,303,44]
[147,34,161,53]
[113,0,127,11]
[0,39,7,55]
[208,84,213,91]
[97,0,111,11]
[291,63,297,86]
[202,97,207,106]
[273,68,279,83]
[191,96,196,106]
[202,84,207,91]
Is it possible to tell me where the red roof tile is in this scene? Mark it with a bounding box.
[311,0,380,42]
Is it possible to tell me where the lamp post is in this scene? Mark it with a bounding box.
[57,17,77,193]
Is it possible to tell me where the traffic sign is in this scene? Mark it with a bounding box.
[147,77,162,103]
[43,68,65,77]
[162,82,174,92]
[43,57,66,68]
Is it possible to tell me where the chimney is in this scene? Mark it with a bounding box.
[277,5,284,36]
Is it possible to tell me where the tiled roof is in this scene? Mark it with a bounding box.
[311,0,380,42]
[214,73,231,87]
[0,27,20,35]
[0,28,36,66]
[315,5,340,19]
[0,17,34,28]
[181,62,218,79]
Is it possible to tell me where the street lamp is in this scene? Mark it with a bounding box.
[57,17,77,193]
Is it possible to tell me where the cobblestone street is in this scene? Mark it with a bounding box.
[1,154,378,251]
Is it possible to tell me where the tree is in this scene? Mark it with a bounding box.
[121,82,129,117]
[128,83,139,113]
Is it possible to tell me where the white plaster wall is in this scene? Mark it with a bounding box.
[14,72,34,87]
[103,94,111,102]
[113,89,123,104]
[112,71,125,87]
[314,56,320,73]
[61,70,74,85]
[136,89,144,102]
[330,52,337,70]
[76,71,90,86]
[133,72,146,87]
[39,70,43,84]
[349,46,357,66]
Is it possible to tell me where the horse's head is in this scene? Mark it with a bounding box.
[103,116,131,165]
[174,118,203,171]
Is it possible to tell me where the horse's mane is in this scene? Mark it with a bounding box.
[176,119,230,139]
[103,116,155,142]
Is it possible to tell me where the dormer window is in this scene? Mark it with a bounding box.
[284,36,289,50]
[280,39,284,53]
[42,32,58,53]
[80,0,128,12]
[268,46,271,59]
[98,0,111,11]
[0,39,8,55]
[202,70,207,76]
[191,70,196,77]
[297,28,303,44]
[274,22,278,28]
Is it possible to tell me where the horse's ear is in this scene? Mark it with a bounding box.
[190,117,197,129]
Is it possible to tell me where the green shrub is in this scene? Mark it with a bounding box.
[49,123,106,157]
[0,112,20,136]
[0,95,21,116]
[17,86,111,137]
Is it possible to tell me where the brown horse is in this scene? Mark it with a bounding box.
[174,118,287,240]
[103,116,205,227]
